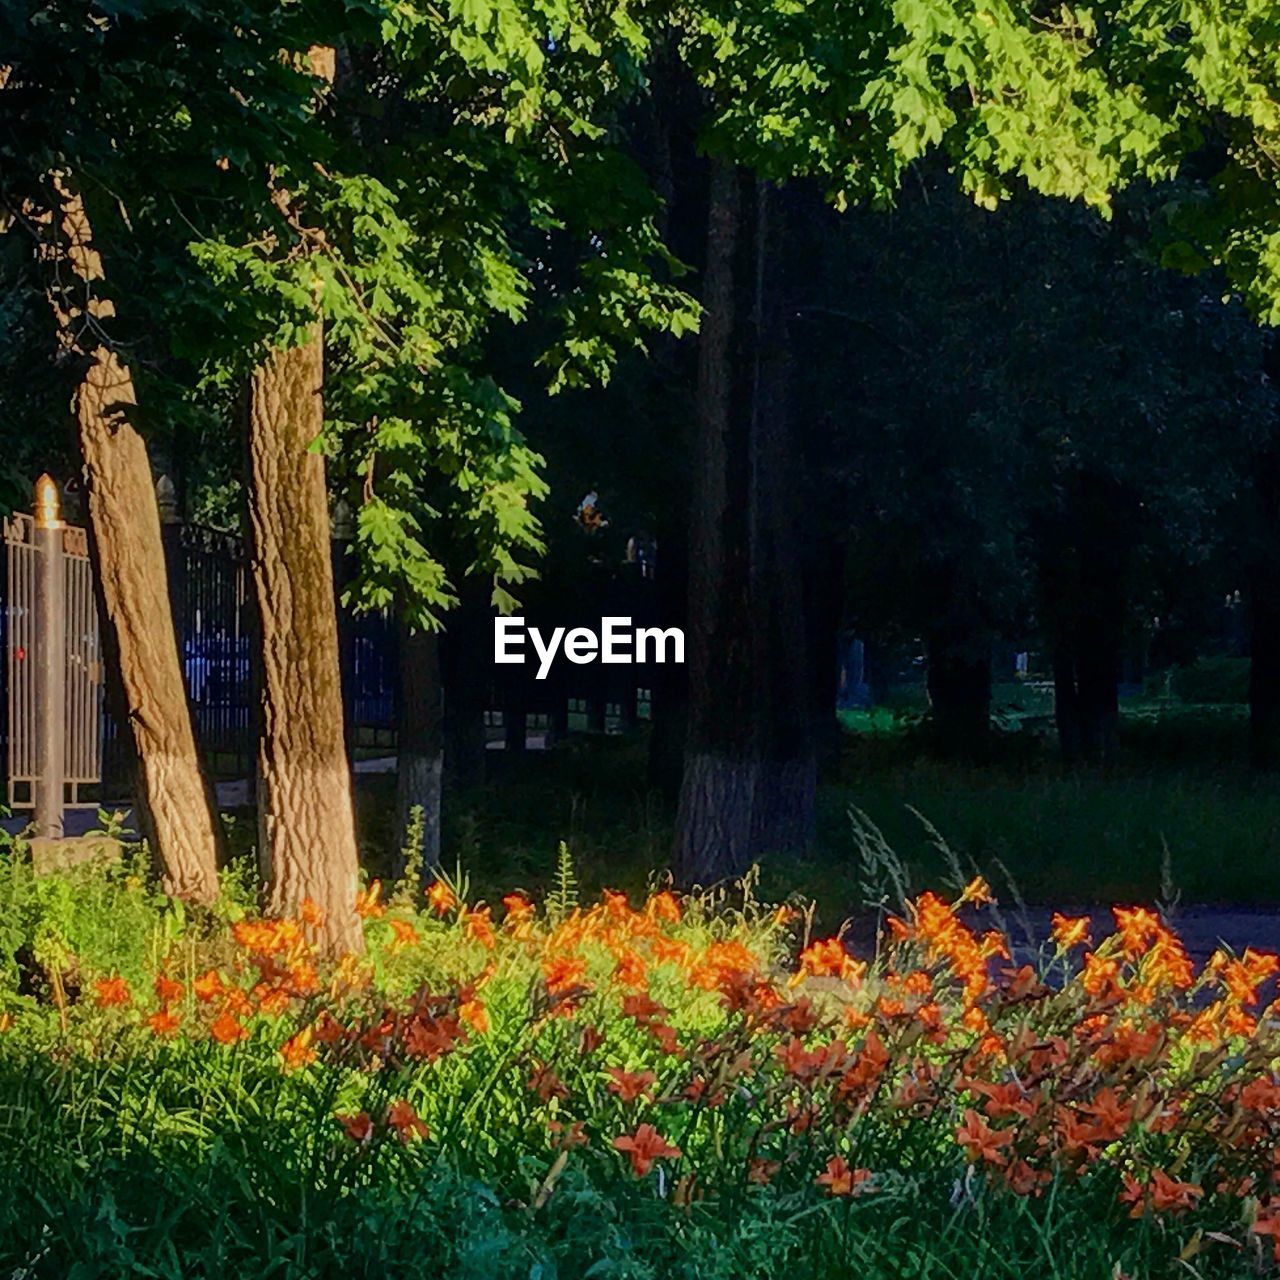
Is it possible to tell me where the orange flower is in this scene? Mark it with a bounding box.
[1216,947,1280,1006]
[465,907,496,950]
[209,1011,248,1045]
[299,897,326,927]
[502,894,535,936]
[459,998,490,1034]
[955,1109,1013,1167]
[613,951,648,990]
[387,919,421,954]
[233,917,304,958]
[0,1013,13,1033]
[503,892,534,917]
[286,961,319,997]
[313,1010,346,1046]
[280,1027,317,1071]
[549,1119,589,1150]
[386,1099,429,1144]
[222,986,253,1017]
[542,954,587,996]
[645,891,681,923]
[606,1066,657,1103]
[796,937,865,984]
[1005,1159,1049,1197]
[966,1079,1036,1122]
[145,1008,181,1037]
[613,1123,680,1176]
[93,975,131,1008]
[1149,1169,1203,1215]
[426,880,457,915]
[154,974,185,1005]
[252,982,291,1017]
[193,969,225,1002]
[1112,906,1162,959]
[959,875,993,906]
[1079,1086,1134,1141]
[1081,951,1123,1000]
[816,1155,872,1196]
[355,881,385,919]
[337,1111,374,1144]
[602,889,633,921]
[1050,913,1091,950]
[1121,1170,1203,1218]
[528,1061,570,1102]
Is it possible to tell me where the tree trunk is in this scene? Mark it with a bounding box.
[925,631,992,758]
[674,164,815,883]
[1052,645,1082,765]
[1075,624,1120,763]
[40,174,222,902]
[396,621,443,873]
[808,538,846,773]
[246,327,362,954]
[647,504,689,799]
[1038,473,1133,768]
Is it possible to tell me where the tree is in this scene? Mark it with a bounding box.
[1,45,226,899]
[801,175,1263,765]
[5,0,696,938]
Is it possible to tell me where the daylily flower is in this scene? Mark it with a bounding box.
[613,1124,680,1176]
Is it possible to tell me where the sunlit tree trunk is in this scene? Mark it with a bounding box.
[242,44,362,955]
[246,323,362,954]
[39,173,222,902]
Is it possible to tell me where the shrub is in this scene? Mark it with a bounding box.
[1167,656,1251,705]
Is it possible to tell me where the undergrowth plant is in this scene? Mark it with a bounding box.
[1,840,1279,1277]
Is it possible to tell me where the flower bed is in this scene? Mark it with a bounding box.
[3,858,1280,1276]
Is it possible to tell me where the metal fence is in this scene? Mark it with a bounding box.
[170,522,254,777]
[3,505,104,815]
[1,480,660,819]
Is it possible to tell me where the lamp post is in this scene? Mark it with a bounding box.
[33,473,66,840]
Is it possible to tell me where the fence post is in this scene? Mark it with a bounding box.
[32,474,66,840]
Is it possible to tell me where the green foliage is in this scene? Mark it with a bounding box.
[0,864,1271,1279]
[1167,656,1251,705]
[548,839,579,921]
[0,841,179,1008]
[396,803,428,902]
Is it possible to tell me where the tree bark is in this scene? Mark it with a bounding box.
[674,164,815,884]
[38,174,222,902]
[246,327,362,954]
[808,538,846,773]
[1037,472,1133,768]
[925,630,992,758]
[396,621,443,873]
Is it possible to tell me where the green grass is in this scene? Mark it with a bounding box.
[379,702,1280,925]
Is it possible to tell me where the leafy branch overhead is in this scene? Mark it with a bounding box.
[3,0,1278,625]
